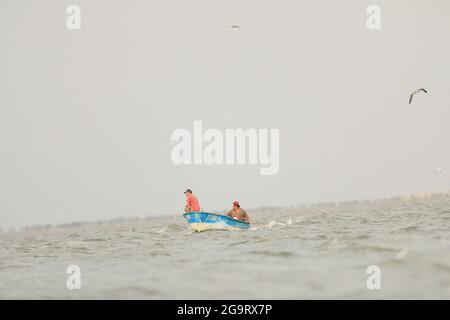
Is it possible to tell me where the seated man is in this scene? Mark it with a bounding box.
[184,189,201,212]
[226,201,250,223]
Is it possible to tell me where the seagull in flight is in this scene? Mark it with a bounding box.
[228,25,240,30]
[433,167,443,174]
[409,88,428,105]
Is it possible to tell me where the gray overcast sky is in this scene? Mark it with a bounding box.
[1,0,449,229]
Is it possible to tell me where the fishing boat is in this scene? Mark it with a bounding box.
[183,211,250,232]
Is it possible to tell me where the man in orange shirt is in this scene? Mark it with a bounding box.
[184,189,201,212]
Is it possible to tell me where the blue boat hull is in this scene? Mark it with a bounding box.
[183,212,250,232]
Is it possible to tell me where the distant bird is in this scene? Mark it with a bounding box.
[228,25,240,30]
[433,167,443,174]
[409,88,428,105]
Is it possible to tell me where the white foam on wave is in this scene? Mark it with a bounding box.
[65,240,87,247]
[249,218,297,231]
[157,226,168,233]
[395,248,409,260]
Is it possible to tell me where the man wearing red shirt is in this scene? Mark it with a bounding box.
[184,189,201,212]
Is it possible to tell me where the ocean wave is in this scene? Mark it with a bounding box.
[157,223,184,233]
[248,250,294,257]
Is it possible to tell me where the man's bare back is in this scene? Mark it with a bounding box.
[227,206,249,223]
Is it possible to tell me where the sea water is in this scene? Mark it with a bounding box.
[1,197,449,299]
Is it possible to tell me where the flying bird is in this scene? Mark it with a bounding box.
[228,25,240,30]
[433,167,443,174]
[409,88,428,105]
